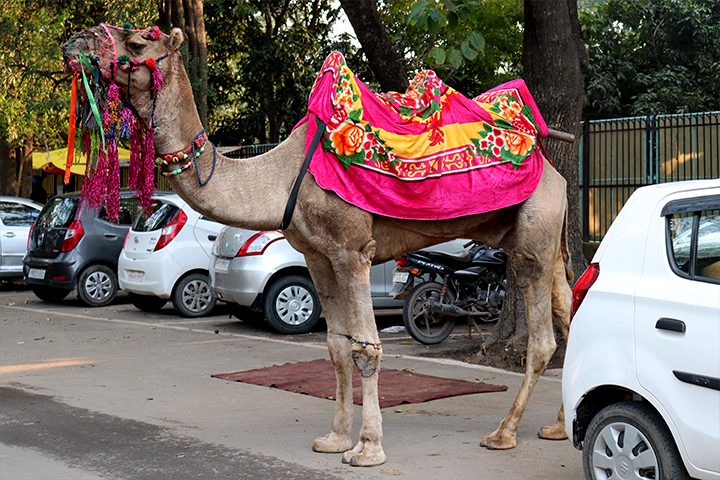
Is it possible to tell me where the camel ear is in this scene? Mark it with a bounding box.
[168,28,184,51]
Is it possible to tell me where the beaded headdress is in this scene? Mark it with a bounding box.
[64,23,167,221]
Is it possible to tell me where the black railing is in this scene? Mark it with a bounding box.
[580,111,720,241]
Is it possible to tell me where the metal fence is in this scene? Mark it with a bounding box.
[580,111,720,242]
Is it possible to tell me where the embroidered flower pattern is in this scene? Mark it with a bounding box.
[468,91,539,169]
[321,55,395,169]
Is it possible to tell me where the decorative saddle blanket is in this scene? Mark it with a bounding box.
[299,51,549,220]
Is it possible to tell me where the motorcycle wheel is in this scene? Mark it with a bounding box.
[403,281,456,345]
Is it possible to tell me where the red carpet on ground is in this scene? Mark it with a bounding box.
[212,358,507,409]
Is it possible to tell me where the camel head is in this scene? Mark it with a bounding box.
[62,23,184,118]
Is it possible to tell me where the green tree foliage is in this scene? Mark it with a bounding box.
[0,0,157,150]
[204,0,358,145]
[388,0,523,97]
[581,0,720,118]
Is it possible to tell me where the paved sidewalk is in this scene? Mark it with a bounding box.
[0,289,582,479]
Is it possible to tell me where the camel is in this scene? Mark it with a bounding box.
[62,25,573,467]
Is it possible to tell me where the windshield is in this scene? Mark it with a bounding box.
[132,201,180,232]
[36,197,78,228]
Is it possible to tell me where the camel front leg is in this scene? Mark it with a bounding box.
[313,332,354,453]
[304,254,355,454]
[341,342,386,466]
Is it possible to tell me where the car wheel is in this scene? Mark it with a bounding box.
[128,292,168,312]
[263,275,320,334]
[77,264,118,307]
[32,286,71,304]
[227,302,265,325]
[583,401,690,480]
[172,273,216,318]
[402,281,456,345]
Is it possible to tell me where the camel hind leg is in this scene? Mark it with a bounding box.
[537,243,572,441]
[481,249,558,449]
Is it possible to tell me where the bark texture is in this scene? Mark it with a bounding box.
[473,0,588,367]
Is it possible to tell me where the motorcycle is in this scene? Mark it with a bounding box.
[390,240,507,345]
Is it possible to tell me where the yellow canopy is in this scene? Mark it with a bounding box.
[32,147,131,176]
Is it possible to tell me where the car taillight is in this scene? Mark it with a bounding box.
[395,257,408,267]
[27,221,35,249]
[236,230,283,256]
[60,220,84,252]
[123,230,131,249]
[154,210,187,251]
[571,263,600,319]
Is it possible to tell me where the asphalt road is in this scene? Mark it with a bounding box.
[0,287,583,479]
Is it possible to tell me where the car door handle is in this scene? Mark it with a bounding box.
[2,232,16,238]
[655,318,686,333]
[104,233,118,240]
[208,235,217,241]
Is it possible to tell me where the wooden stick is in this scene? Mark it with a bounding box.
[546,128,576,143]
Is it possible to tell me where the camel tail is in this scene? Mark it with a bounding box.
[562,202,574,284]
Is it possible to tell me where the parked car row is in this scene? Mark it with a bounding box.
[13,189,468,331]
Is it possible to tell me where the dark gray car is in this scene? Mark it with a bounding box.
[23,191,154,307]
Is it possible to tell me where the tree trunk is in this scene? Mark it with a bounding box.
[339,0,409,93]
[0,133,34,198]
[182,0,208,129]
[160,0,207,129]
[473,0,588,368]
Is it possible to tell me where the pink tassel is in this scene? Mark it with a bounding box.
[137,126,156,214]
[151,68,163,96]
[106,141,120,223]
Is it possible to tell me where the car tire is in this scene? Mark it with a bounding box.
[263,275,320,334]
[227,302,265,325]
[77,264,118,307]
[172,273,216,318]
[32,286,71,304]
[128,292,168,312]
[583,401,690,480]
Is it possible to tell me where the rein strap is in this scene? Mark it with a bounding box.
[281,117,326,230]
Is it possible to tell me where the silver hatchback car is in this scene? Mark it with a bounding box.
[210,226,466,334]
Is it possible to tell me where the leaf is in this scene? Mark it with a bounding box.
[495,118,512,129]
[469,31,485,51]
[400,105,412,117]
[428,46,446,65]
[461,41,478,60]
[447,11,458,30]
[428,7,442,22]
[427,18,439,36]
[407,0,429,25]
[447,47,463,69]
[348,108,363,122]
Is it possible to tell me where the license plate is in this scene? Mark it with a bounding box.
[393,271,409,284]
[127,270,144,282]
[28,268,45,280]
[214,258,231,273]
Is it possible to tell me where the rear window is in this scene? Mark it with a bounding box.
[667,200,720,283]
[98,197,142,225]
[132,201,180,232]
[36,197,79,228]
[0,201,40,226]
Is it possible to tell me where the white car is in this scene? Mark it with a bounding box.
[0,196,43,279]
[119,193,225,317]
[210,226,468,334]
[563,179,719,480]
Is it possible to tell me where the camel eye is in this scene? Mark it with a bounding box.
[128,42,145,53]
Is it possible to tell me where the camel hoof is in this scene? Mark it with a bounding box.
[341,442,386,466]
[313,433,353,453]
[480,433,517,450]
[538,424,568,441]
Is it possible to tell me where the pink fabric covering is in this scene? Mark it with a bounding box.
[300,52,549,220]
